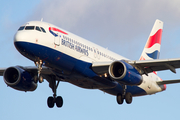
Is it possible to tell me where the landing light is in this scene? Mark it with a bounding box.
[104,73,107,77]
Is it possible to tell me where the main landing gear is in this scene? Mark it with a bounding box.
[47,79,63,108]
[116,85,133,104]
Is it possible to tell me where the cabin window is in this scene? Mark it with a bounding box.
[94,49,96,53]
[91,48,93,51]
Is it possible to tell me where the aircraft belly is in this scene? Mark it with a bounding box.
[101,84,147,96]
[64,77,112,89]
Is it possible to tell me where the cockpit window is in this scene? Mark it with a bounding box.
[36,26,41,32]
[17,25,46,33]
[25,26,35,30]
[40,27,46,33]
[18,26,25,31]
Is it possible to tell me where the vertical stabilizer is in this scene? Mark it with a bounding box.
[140,19,163,60]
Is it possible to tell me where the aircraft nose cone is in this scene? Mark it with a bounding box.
[14,32,24,43]
[14,32,27,52]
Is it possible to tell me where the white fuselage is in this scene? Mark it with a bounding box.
[14,21,166,97]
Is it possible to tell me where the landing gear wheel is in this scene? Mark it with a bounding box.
[47,97,55,108]
[34,76,38,83]
[56,96,63,108]
[39,75,44,83]
[117,94,124,104]
[47,79,63,108]
[125,92,132,104]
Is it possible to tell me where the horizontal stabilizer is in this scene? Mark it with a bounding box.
[157,79,180,85]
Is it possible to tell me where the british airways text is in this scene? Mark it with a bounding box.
[61,39,89,56]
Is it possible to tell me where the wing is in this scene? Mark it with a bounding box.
[92,58,180,75]
[0,66,55,76]
[0,68,6,76]
[128,58,180,74]
[91,61,112,75]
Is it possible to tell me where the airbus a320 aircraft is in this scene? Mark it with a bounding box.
[1,19,180,108]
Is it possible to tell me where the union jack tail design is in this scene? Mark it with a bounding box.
[140,19,163,60]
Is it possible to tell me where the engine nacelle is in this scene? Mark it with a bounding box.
[109,60,142,85]
[3,66,37,91]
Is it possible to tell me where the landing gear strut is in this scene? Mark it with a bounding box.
[116,85,132,104]
[34,60,44,83]
[34,60,63,108]
[47,79,63,108]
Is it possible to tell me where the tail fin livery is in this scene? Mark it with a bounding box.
[140,19,163,60]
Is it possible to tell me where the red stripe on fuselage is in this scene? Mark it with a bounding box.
[145,29,162,48]
[49,27,68,35]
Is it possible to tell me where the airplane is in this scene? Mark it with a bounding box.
[1,19,180,108]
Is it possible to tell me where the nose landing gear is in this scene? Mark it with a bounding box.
[34,60,44,83]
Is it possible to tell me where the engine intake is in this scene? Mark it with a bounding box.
[109,61,142,85]
[3,66,37,91]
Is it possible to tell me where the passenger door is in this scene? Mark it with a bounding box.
[54,33,60,46]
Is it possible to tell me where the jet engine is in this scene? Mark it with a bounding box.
[3,66,37,91]
[109,60,142,85]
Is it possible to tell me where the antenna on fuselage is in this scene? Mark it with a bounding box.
[41,18,43,22]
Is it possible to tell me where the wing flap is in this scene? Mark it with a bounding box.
[91,62,111,74]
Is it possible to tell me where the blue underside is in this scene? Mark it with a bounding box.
[14,41,147,96]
